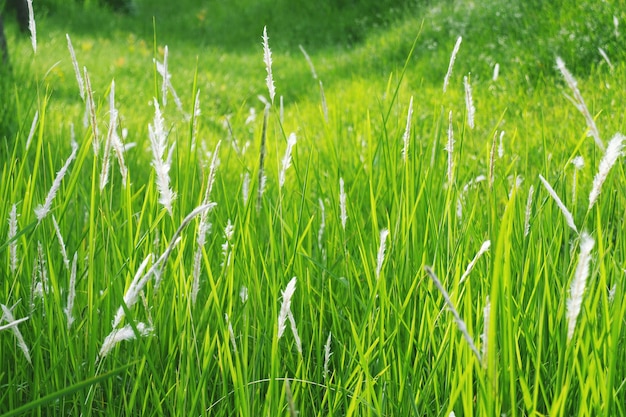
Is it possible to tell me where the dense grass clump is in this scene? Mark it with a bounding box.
[1,0,626,415]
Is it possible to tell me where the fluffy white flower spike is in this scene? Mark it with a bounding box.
[567,232,594,341]
[443,36,462,93]
[262,26,275,104]
[588,133,624,210]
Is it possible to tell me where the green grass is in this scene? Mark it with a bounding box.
[1,0,626,415]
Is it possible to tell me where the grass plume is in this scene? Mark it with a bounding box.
[339,177,347,231]
[375,228,389,280]
[149,98,176,215]
[1,304,31,364]
[459,240,491,284]
[34,141,79,223]
[464,75,475,129]
[256,104,269,212]
[402,96,413,161]
[556,57,604,151]
[277,277,301,353]
[538,174,578,233]
[588,133,624,210]
[66,34,85,100]
[424,266,481,362]
[443,36,462,93]
[99,322,153,359]
[8,204,18,274]
[26,0,36,53]
[262,26,275,104]
[25,110,39,150]
[566,232,594,341]
[279,133,297,188]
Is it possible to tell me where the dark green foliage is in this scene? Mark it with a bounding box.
[0,66,18,148]
[182,0,420,50]
[417,0,626,79]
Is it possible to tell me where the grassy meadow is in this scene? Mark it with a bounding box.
[1,0,626,415]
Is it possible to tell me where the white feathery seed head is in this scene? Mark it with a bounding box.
[240,286,248,304]
[162,45,168,107]
[424,266,482,362]
[457,175,486,219]
[197,140,221,247]
[323,331,333,379]
[99,322,153,358]
[446,110,455,185]
[25,110,39,150]
[8,204,19,274]
[37,242,49,295]
[402,96,414,161]
[459,240,491,284]
[279,133,297,188]
[1,304,31,364]
[566,232,594,341]
[571,155,584,201]
[262,26,275,104]
[464,75,475,129]
[31,256,43,305]
[288,312,302,354]
[598,48,614,72]
[498,131,505,159]
[242,172,251,205]
[154,54,189,119]
[481,296,490,368]
[26,0,36,53]
[35,141,79,223]
[509,175,524,198]
[191,246,203,306]
[339,178,347,231]
[100,79,117,191]
[0,316,29,332]
[149,98,176,215]
[66,34,85,100]
[65,252,78,330]
[375,229,390,280]
[225,314,237,353]
[84,67,99,155]
[556,57,604,151]
[52,216,70,270]
[538,174,578,233]
[150,204,216,295]
[299,44,318,80]
[572,156,585,170]
[109,98,128,187]
[488,130,497,188]
[112,254,153,329]
[443,36,462,93]
[191,162,221,305]
[524,185,534,237]
[258,174,267,203]
[221,219,234,268]
[588,133,624,210]
[318,198,326,251]
[609,284,616,304]
[277,277,297,339]
[191,90,201,149]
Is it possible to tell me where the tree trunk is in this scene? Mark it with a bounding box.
[11,0,29,32]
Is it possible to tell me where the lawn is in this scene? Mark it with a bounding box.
[1,0,626,415]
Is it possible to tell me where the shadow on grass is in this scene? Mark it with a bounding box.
[32,0,417,52]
